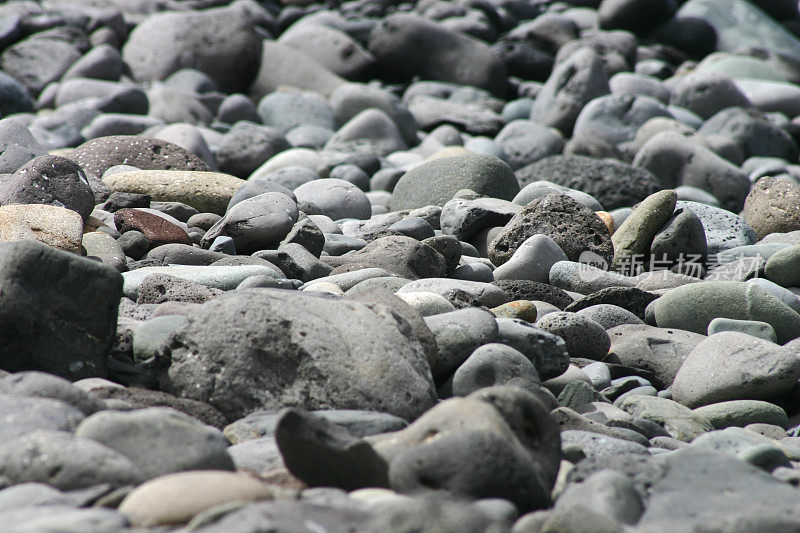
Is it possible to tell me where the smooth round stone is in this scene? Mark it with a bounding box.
[122,6,261,93]
[301,281,344,295]
[251,39,345,99]
[451,343,541,397]
[542,364,592,396]
[387,217,435,241]
[82,113,164,139]
[653,281,800,344]
[329,164,370,192]
[735,78,800,118]
[294,178,371,221]
[323,233,367,256]
[103,170,244,216]
[582,362,613,390]
[214,122,290,180]
[494,119,564,170]
[674,185,720,207]
[0,394,86,444]
[493,234,568,284]
[536,312,610,360]
[573,93,671,146]
[502,98,535,123]
[119,471,282,527]
[324,108,408,157]
[0,429,142,491]
[227,179,295,212]
[576,304,644,329]
[764,245,800,288]
[0,204,84,254]
[616,394,713,442]
[121,265,282,300]
[395,291,456,317]
[75,407,233,480]
[330,83,417,146]
[708,317,777,343]
[670,71,751,120]
[200,193,298,254]
[398,278,509,309]
[609,72,671,103]
[424,308,499,379]
[0,372,105,416]
[555,468,643,525]
[672,332,800,408]
[215,93,260,125]
[548,260,636,295]
[463,137,506,160]
[250,148,325,179]
[257,92,335,134]
[494,318,569,381]
[633,131,750,213]
[694,400,789,430]
[697,106,798,162]
[368,14,507,96]
[450,262,494,283]
[390,153,519,211]
[530,47,610,136]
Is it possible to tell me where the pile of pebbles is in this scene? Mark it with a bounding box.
[4,0,800,530]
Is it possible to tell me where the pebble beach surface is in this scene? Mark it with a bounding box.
[4,0,800,531]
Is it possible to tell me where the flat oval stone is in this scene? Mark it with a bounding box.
[75,407,234,480]
[295,178,372,221]
[707,317,777,343]
[103,170,245,216]
[390,153,519,212]
[672,332,800,408]
[0,204,84,254]
[652,281,800,343]
[114,208,190,247]
[764,245,800,288]
[398,278,510,308]
[119,471,282,527]
[0,429,143,491]
[693,400,789,430]
[122,265,283,300]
